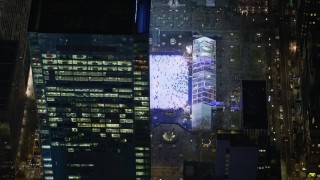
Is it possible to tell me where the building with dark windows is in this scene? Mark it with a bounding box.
[28,0,150,35]
[297,0,320,38]
[240,80,275,179]
[0,40,19,179]
[28,0,150,179]
[215,130,280,180]
[215,130,259,180]
[297,6,320,176]
[0,1,33,178]
[290,0,320,177]
[241,80,268,129]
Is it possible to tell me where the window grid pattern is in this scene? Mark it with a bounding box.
[29,33,150,179]
[132,38,151,179]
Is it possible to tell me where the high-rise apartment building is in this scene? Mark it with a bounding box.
[28,0,150,179]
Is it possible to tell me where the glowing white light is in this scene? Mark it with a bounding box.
[26,66,34,99]
[186,45,192,54]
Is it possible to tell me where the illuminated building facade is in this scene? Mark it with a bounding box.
[28,33,150,179]
[27,0,151,179]
[191,37,216,131]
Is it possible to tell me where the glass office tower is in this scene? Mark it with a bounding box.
[28,33,150,179]
[191,37,217,131]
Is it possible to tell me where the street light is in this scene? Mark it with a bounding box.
[289,42,297,53]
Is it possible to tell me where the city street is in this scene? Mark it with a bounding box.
[15,67,42,179]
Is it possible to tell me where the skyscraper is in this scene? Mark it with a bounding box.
[0,39,19,179]
[191,37,217,131]
[28,0,150,179]
[0,1,32,177]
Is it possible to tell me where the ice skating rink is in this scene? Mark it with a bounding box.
[150,55,189,109]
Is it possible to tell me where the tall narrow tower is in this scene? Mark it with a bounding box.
[191,37,216,131]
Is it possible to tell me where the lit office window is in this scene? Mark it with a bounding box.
[120,129,134,133]
[111,134,120,138]
[136,171,146,176]
[43,158,52,161]
[68,175,81,179]
[43,163,53,168]
[42,145,51,149]
[136,159,145,163]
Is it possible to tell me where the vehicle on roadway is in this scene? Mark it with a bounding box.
[280,112,283,119]
[279,105,283,113]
